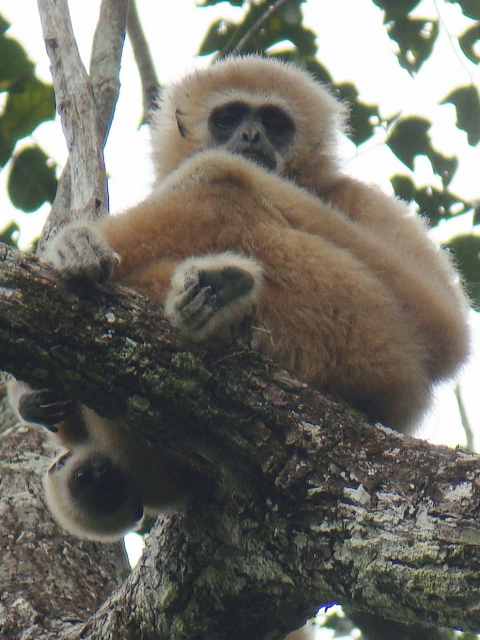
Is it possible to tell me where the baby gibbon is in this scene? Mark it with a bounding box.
[9,55,470,540]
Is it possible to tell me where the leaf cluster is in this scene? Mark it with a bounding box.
[0,13,56,221]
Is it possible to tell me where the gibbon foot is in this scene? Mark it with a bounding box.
[165,254,262,342]
[17,388,74,432]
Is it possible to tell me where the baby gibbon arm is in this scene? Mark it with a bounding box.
[7,380,86,443]
[8,381,192,540]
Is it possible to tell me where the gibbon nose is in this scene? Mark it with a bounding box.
[241,126,261,144]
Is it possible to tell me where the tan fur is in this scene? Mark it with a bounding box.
[29,56,470,539]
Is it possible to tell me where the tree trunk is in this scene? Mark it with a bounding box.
[1,244,480,639]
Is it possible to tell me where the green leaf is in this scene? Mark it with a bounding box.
[199,0,311,58]
[8,145,57,212]
[0,33,34,91]
[387,117,457,186]
[304,59,333,85]
[445,0,480,20]
[199,19,236,55]
[197,0,244,6]
[388,17,439,73]
[443,85,480,146]
[0,221,20,248]
[387,117,430,169]
[458,23,480,64]
[0,78,55,166]
[0,13,10,36]
[336,83,381,145]
[391,174,417,202]
[474,206,480,227]
[443,234,480,309]
[0,129,14,166]
[391,174,470,227]
[372,0,421,21]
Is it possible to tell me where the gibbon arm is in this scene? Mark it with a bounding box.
[64,150,468,385]
[46,150,444,430]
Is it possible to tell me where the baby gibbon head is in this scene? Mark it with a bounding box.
[44,448,144,541]
[151,55,346,191]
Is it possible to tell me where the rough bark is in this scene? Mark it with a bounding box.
[1,244,480,639]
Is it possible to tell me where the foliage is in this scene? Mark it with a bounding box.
[0,11,56,236]
[0,220,19,247]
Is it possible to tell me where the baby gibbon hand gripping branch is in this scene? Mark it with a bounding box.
[9,56,470,540]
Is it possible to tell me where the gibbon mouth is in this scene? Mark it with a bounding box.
[238,149,276,171]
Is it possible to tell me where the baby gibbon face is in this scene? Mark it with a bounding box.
[151,55,346,189]
[45,449,144,541]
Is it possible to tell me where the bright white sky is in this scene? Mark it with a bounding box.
[1,0,479,588]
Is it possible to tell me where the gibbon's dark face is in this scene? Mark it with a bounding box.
[208,101,295,171]
[65,454,144,521]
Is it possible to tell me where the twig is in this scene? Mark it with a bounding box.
[216,0,292,61]
[455,383,475,451]
[127,0,161,122]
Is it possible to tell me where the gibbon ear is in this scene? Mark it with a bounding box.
[175,109,188,139]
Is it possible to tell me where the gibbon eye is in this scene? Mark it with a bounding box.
[210,102,249,136]
[258,106,295,147]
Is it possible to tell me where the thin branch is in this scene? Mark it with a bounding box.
[127,0,161,121]
[455,382,475,451]
[216,0,292,61]
[37,0,128,254]
[90,0,129,144]
[37,0,107,224]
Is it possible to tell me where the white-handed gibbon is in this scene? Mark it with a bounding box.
[9,55,470,541]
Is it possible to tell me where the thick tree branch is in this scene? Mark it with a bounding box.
[2,244,480,638]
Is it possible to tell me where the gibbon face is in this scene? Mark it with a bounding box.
[151,56,346,189]
[208,100,295,172]
[45,448,144,541]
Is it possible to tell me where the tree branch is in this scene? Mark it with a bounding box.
[216,0,292,60]
[2,244,480,637]
[37,0,128,253]
[127,0,161,122]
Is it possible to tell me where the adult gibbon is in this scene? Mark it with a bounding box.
[9,55,470,540]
